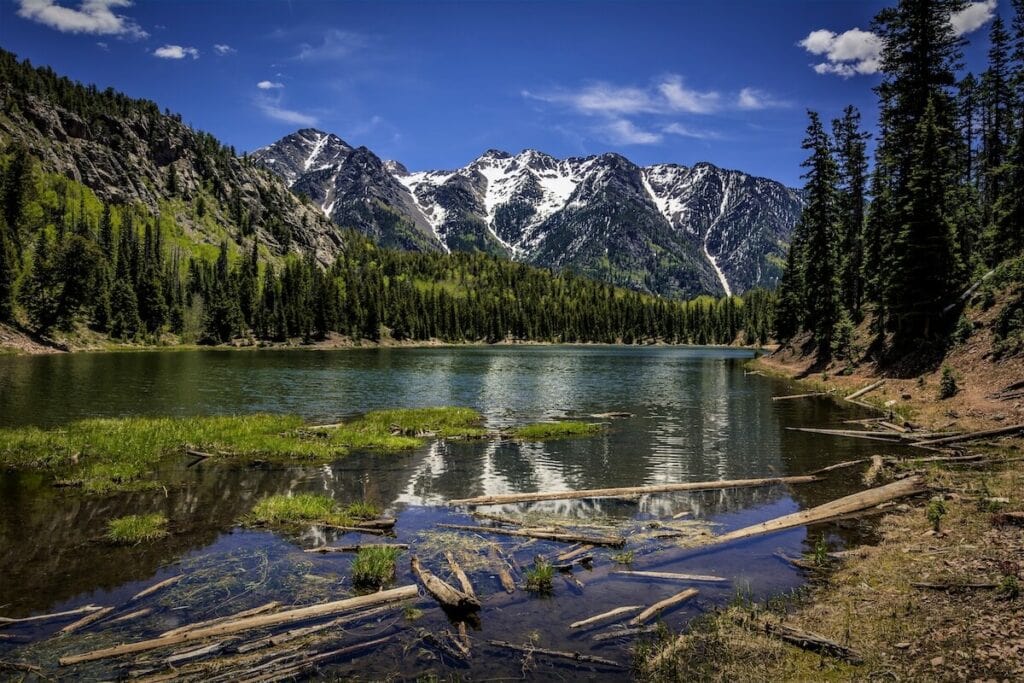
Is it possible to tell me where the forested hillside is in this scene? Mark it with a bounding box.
[776,0,1024,371]
[0,52,773,350]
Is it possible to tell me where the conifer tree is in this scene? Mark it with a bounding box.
[0,212,16,321]
[832,105,870,319]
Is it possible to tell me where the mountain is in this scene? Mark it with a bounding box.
[254,130,803,297]
[0,50,341,264]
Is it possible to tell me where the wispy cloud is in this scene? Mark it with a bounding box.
[800,1,997,78]
[295,29,369,61]
[153,44,199,60]
[256,93,318,127]
[601,119,662,145]
[663,123,720,140]
[257,80,284,90]
[15,0,147,39]
[737,87,787,110]
[213,43,236,56]
[657,76,721,114]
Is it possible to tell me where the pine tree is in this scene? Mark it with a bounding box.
[832,105,870,319]
[0,212,16,321]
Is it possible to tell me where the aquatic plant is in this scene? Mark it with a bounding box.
[105,513,169,544]
[246,493,379,527]
[510,421,603,440]
[351,546,402,588]
[523,558,555,593]
[611,550,635,565]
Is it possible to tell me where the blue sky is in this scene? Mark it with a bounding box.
[0,0,1007,186]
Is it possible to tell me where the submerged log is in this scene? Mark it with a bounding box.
[437,523,624,547]
[107,608,153,626]
[304,543,408,554]
[702,476,926,548]
[130,575,184,603]
[351,518,396,530]
[629,588,699,626]
[611,570,727,583]
[160,602,281,638]
[569,605,644,630]
[0,604,103,627]
[592,625,660,643]
[445,552,477,599]
[845,380,885,401]
[234,604,398,654]
[58,585,418,665]
[58,606,115,635]
[912,424,1024,447]
[486,640,623,668]
[488,545,516,594]
[448,474,821,507]
[772,392,828,401]
[411,557,480,611]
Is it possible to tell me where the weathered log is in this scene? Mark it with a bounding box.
[58,585,418,665]
[487,546,516,594]
[786,427,904,442]
[845,380,885,401]
[569,605,644,629]
[233,604,398,654]
[809,458,870,476]
[437,523,625,547]
[410,557,480,611]
[130,575,184,603]
[165,640,229,667]
[703,476,926,548]
[160,602,281,638]
[236,635,391,683]
[592,625,660,643]
[445,552,477,599]
[878,421,908,433]
[318,524,386,535]
[350,517,396,530]
[629,588,699,626]
[107,608,153,626]
[912,424,1024,447]
[419,628,470,663]
[448,474,821,507]
[557,545,595,564]
[304,543,408,554]
[486,640,623,668]
[472,511,525,526]
[745,618,864,664]
[185,448,213,460]
[772,392,828,401]
[58,606,115,635]
[611,570,727,583]
[0,604,102,627]
[671,510,691,519]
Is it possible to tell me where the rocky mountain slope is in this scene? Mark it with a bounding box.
[254,130,803,297]
[0,50,341,264]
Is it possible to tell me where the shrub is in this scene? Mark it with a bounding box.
[938,366,958,399]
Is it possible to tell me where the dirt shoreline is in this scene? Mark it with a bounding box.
[639,354,1022,681]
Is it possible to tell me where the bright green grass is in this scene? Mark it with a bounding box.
[351,546,402,588]
[246,493,379,527]
[105,513,169,545]
[510,421,603,440]
[0,407,485,493]
[524,557,556,593]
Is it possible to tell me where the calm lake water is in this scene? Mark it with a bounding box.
[0,346,909,679]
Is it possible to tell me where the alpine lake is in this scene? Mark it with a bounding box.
[0,345,913,680]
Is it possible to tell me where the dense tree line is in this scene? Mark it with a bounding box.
[777,0,1024,362]
[0,148,775,348]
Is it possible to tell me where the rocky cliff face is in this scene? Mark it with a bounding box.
[0,50,342,263]
[256,129,803,296]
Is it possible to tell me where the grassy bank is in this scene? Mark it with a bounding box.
[635,357,1024,680]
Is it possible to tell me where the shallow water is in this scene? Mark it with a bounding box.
[0,346,911,679]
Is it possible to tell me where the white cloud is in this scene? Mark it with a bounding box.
[951,0,997,36]
[601,119,662,145]
[96,40,108,50]
[153,44,199,60]
[296,29,368,61]
[802,1,997,78]
[257,100,318,127]
[657,75,721,114]
[16,0,147,38]
[737,87,787,110]
[213,44,236,56]
[257,80,284,90]
[663,122,719,140]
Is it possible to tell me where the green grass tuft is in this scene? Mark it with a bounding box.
[105,513,168,545]
[524,558,555,593]
[351,546,402,588]
[510,421,603,440]
[246,494,379,528]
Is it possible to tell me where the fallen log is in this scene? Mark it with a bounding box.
[488,546,516,594]
[445,552,477,599]
[237,635,391,683]
[772,392,828,401]
[304,543,408,554]
[611,570,727,583]
[350,517,396,530]
[912,424,1024,447]
[318,524,386,535]
[845,380,885,401]
[629,588,699,626]
[233,604,399,654]
[786,427,904,442]
[557,544,594,562]
[448,474,821,507]
[437,523,625,547]
[878,421,908,433]
[58,606,115,635]
[419,628,470,663]
[410,557,480,611]
[472,512,526,526]
[569,605,644,629]
[745,618,864,664]
[592,625,660,643]
[165,640,229,667]
[160,602,281,638]
[486,639,623,668]
[130,575,184,603]
[700,476,926,548]
[58,585,418,665]
[0,604,103,627]
[107,608,153,626]
[809,458,870,476]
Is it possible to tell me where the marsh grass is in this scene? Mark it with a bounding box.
[0,407,484,493]
[351,546,401,588]
[510,421,603,440]
[105,513,169,545]
[523,558,555,593]
[246,494,379,528]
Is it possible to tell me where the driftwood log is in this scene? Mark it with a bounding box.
[772,392,828,401]
[410,557,480,611]
[130,575,184,603]
[745,618,864,664]
[304,543,408,554]
[0,604,103,627]
[845,380,885,401]
[448,474,821,507]
[569,605,643,629]
[486,639,623,668]
[629,588,699,626]
[912,424,1024,447]
[160,602,281,638]
[611,570,726,583]
[437,523,624,547]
